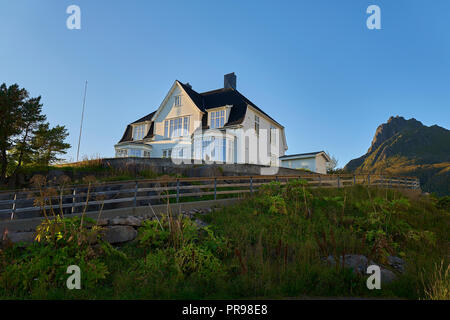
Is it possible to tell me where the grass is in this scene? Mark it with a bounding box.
[0,181,449,300]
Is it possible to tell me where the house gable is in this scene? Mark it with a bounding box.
[151,81,204,141]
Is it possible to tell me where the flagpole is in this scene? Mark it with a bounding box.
[76,80,88,162]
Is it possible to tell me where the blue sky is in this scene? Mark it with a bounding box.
[1,0,449,166]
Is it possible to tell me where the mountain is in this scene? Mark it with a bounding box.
[344,116,450,196]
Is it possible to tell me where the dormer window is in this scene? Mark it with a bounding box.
[210,110,225,128]
[174,95,182,107]
[133,124,146,141]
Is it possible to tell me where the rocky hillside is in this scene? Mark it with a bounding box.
[345,116,450,196]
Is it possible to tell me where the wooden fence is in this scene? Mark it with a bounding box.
[0,174,420,220]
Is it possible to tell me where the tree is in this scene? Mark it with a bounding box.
[31,123,71,166]
[10,96,46,175]
[0,83,28,183]
[0,83,71,183]
[325,152,339,174]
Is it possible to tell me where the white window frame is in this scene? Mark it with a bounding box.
[166,116,190,138]
[255,115,260,135]
[133,124,146,141]
[210,110,226,129]
[174,95,182,107]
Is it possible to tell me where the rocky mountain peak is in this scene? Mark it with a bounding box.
[368,116,423,154]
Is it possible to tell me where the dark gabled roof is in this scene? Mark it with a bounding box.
[119,111,156,143]
[131,111,156,124]
[177,81,206,111]
[180,82,283,128]
[118,81,283,144]
[280,151,328,159]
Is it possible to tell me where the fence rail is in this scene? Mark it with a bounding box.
[0,174,420,220]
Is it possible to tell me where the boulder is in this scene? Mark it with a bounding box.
[97,218,109,226]
[194,218,208,228]
[326,254,398,284]
[326,254,368,274]
[110,216,142,227]
[387,256,406,273]
[103,226,137,244]
[380,268,397,284]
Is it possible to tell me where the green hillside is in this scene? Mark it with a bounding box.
[1,182,449,299]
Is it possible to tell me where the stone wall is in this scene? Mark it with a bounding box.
[97,157,307,178]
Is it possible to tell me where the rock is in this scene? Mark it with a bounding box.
[6,231,35,244]
[110,216,142,227]
[380,268,397,284]
[326,254,398,284]
[103,226,137,244]
[387,256,406,273]
[97,218,109,226]
[194,218,208,228]
[326,254,368,274]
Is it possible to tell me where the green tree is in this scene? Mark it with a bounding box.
[0,83,71,183]
[0,83,28,183]
[31,123,71,166]
[10,96,46,175]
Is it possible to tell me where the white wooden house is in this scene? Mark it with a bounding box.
[115,73,288,165]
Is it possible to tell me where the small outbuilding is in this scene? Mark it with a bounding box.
[279,151,331,174]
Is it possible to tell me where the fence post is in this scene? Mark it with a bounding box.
[337,175,340,189]
[250,176,253,194]
[71,188,76,214]
[319,175,322,187]
[275,176,278,183]
[10,193,17,220]
[368,174,371,186]
[214,178,217,200]
[176,179,180,203]
[353,175,356,185]
[133,181,138,208]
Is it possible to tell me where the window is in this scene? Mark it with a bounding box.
[210,110,226,128]
[255,115,260,135]
[174,95,182,106]
[143,151,150,158]
[164,120,168,138]
[163,149,172,158]
[129,149,142,157]
[270,126,275,144]
[166,116,190,138]
[116,149,127,158]
[183,116,189,135]
[133,124,146,140]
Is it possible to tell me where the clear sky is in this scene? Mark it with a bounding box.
[1,0,449,167]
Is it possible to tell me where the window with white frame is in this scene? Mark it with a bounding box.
[143,151,150,158]
[116,149,127,158]
[270,126,275,144]
[255,115,260,135]
[133,124,146,141]
[163,149,172,158]
[210,109,225,128]
[174,95,182,107]
[129,149,142,157]
[164,116,190,138]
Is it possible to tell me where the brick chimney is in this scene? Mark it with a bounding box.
[224,72,236,89]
